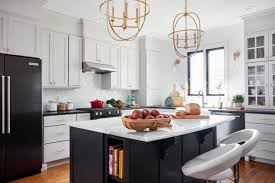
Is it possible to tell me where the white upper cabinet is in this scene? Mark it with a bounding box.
[41,30,69,88]
[120,47,128,89]
[0,13,7,53]
[52,32,68,88]
[269,30,275,60]
[8,16,38,57]
[127,48,139,90]
[0,12,38,57]
[40,30,53,87]
[246,31,268,62]
[69,35,82,88]
[245,62,269,109]
[83,38,110,65]
[146,51,160,90]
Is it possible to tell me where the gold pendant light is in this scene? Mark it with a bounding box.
[100,0,150,41]
[168,0,204,58]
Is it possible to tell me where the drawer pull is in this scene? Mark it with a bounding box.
[56,132,65,135]
[55,149,66,153]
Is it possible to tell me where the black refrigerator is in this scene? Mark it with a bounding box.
[0,54,42,182]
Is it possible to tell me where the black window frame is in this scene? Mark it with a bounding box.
[187,50,204,96]
[206,47,225,96]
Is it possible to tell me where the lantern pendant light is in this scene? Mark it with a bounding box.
[168,0,204,58]
[100,0,150,41]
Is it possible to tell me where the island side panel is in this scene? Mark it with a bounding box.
[70,127,104,183]
[159,137,183,183]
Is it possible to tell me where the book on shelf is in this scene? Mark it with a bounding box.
[109,145,124,179]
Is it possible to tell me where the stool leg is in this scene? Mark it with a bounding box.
[233,164,237,183]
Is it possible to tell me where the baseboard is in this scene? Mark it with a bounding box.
[248,156,275,165]
[42,158,70,171]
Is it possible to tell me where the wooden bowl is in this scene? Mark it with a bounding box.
[111,102,124,109]
[121,117,172,132]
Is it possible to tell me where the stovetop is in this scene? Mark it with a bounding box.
[76,107,122,119]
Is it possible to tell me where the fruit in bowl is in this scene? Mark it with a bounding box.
[106,98,124,109]
[122,109,173,132]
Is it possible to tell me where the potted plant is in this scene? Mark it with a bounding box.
[232,95,244,108]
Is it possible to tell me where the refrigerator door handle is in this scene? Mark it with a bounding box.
[1,76,5,134]
[7,76,10,134]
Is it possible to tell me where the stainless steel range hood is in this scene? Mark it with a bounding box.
[82,62,117,74]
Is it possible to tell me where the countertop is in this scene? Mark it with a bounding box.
[43,106,177,116]
[43,109,90,116]
[209,108,275,114]
[68,115,234,142]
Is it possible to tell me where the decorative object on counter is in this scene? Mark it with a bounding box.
[57,102,66,111]
[131,94,136,105]
[107,98,125,109]
[165,96,174,107]
[130,104,140,108]
[171,83,184,107]
[168,0,204,58]
[121,109,173,132]
[216,81,223,109]
[100,0,150,41]
[90,99,105,108]
[46,101,57,112]
[232,95,244,109]
[126,95,132,106]
[66,102,74,111]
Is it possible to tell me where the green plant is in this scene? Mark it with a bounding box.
[232,95,244,103]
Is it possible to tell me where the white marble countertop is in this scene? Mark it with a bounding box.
[68,115,235,142]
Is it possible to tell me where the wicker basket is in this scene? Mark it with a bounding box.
[121,117,172,132]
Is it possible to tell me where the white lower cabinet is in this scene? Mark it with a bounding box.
[43,113,92,164]
[245,113,275,163]
[44,141,70,163]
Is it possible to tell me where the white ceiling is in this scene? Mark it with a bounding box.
[44,0,275,38]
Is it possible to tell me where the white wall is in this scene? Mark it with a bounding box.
[0,0,44,20]
[159,23,245,107]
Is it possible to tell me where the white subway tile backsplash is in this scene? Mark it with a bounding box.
[43,73,130,110]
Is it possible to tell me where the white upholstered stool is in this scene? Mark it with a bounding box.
[219,129,260,182]
[182,144,243,183]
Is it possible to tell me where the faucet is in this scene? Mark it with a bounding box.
[198,90,207,108]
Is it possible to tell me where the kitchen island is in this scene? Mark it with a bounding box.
[69,115,234,183]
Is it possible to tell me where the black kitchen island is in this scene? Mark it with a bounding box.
[69,115,235,183]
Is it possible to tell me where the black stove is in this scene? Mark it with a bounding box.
[76,107,122,120]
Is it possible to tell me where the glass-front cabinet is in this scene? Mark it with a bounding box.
[246,32,268,62]
[246,62,269,109]
[269,30,275,60]
[269,61,275,108]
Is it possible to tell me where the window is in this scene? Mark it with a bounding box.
[187,47,225,96]
[206,47,225,96]
[188,51,204,95]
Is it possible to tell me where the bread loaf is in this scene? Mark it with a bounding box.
[185,103,201,115]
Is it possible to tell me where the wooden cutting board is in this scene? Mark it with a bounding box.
[175,115,210,119]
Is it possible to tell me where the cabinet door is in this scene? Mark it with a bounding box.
[8,16,38,57]
[41,30,54,88]
[83,38,96,62]
[246,32,268,62]
[146,51,160,90]
[52,32,68,88]
[269,61,275,109]
[127,48,139,89]
[110,45,119,88]
[120,47,128,89]
[0,13,7,54]
[269,30,275,60]
[69,35,82,88]
[246,62,269,109]
[102,44,110,65]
